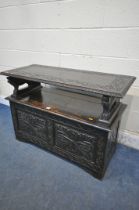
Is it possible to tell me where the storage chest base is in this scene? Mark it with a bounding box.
[10,100,123,179]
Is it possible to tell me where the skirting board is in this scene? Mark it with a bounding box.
[0,97,139,150]
[118,131,139,150]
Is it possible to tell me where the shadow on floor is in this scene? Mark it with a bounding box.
[0,104,139,210]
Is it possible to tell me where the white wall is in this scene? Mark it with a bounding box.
[0,0,139,135]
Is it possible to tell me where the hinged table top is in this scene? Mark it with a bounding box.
[0,64,135,98]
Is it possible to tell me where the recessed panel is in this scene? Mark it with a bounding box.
[55,123,97,162]
[16,109,53,145]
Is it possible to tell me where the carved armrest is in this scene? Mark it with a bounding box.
[7,76,41,98]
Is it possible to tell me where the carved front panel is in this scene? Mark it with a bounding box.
[10,101,116,179]
[55,124,97,162]
[16,109,53,145]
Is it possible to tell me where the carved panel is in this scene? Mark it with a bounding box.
[16,109,53,145]
[55,124,98,162]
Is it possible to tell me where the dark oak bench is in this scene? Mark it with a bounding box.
[0,64,135,179]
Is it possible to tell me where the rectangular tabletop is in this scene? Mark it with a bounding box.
[0,64,136,98]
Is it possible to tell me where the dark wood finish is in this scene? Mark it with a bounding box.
[10,100,124,179]
[7,76,41,98]
[0,64,135,97]
[0,65,135,179]
[7,86,122,129]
